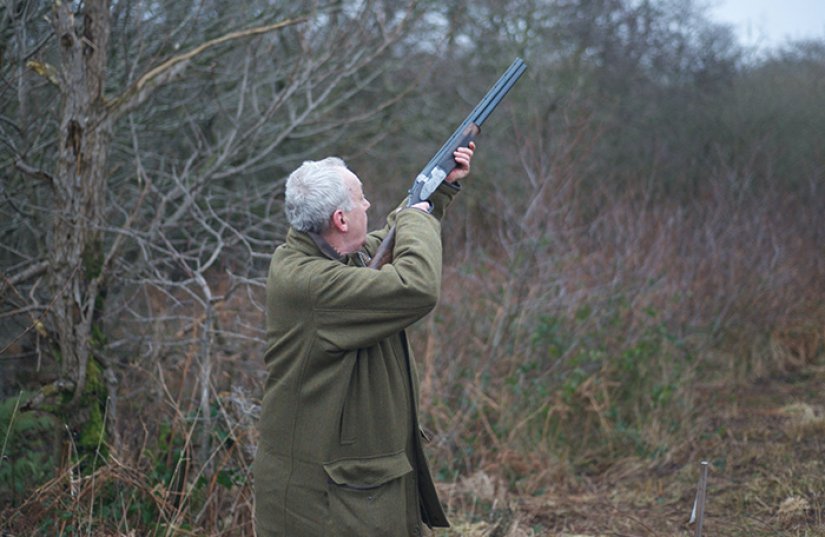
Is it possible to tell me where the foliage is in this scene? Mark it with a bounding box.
[0,394,58,507]
[1,389,257,535]
[1,0,825,534]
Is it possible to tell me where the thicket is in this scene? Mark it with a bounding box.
[1,0,824,534]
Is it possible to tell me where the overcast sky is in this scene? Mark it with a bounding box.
[707,0,825,50]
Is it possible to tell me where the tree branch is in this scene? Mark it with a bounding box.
[25,59,60,87]
[106,17,307,121]
[20,379,76,412]
[14,158,55,186]
[3,260,49,289]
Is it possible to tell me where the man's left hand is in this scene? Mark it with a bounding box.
[445,141,476,184]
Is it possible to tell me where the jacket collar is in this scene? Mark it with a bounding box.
[285,228,343,261]
[309,231,346,262]
[286,228,373,266]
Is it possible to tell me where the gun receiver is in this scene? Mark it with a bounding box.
[368,58,527,269]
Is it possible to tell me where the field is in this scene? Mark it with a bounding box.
[441,365,825,536]
[3,339,823,536]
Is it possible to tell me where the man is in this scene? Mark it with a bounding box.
[253,142,475,537]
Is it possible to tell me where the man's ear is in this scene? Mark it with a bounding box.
[330,209,347,232]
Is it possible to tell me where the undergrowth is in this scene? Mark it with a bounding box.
[2,152,824,536]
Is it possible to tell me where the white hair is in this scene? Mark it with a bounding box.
[284,157,354,233]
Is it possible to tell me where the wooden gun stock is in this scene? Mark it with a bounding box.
[367,225,397,269]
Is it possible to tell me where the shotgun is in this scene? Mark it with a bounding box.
[368,58,527,269]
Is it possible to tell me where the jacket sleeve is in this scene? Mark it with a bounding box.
[363,181,460,256]
[313,209,444,352]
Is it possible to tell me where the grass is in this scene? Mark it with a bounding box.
[433,362,825,536]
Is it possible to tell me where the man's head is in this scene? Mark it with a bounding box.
[285,157,370,255]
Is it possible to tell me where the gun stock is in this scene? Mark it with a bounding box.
[367,225,396,269]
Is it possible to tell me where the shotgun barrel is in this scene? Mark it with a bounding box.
[408,58,527,205]
[368,58,527,269]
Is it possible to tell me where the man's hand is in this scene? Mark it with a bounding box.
[445,141,476,184]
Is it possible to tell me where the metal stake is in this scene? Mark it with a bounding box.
[689,460,709,537]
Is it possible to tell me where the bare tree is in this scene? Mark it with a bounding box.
[1,0,424,461]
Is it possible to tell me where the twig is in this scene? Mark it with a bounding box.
[14,158,55,186]
[107,17,307,120]
[1,392,23,465]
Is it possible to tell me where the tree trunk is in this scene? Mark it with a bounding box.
[49,0,112,411]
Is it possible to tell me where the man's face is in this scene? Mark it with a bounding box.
[339,170,370,253]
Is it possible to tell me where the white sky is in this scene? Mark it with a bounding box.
[707,0,825,50]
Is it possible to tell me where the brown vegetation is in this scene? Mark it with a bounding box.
[2,0,825,535]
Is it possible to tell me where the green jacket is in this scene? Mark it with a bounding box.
[254,183,459,537]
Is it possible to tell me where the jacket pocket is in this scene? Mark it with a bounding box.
[323,451,413,537]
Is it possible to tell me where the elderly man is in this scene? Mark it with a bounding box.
[253,143,475,537]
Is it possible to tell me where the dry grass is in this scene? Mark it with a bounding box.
[3,142,824,535]
[417,154,825,535]
[431,365,825,537]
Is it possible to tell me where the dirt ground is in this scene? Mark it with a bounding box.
[439,365,825,537]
